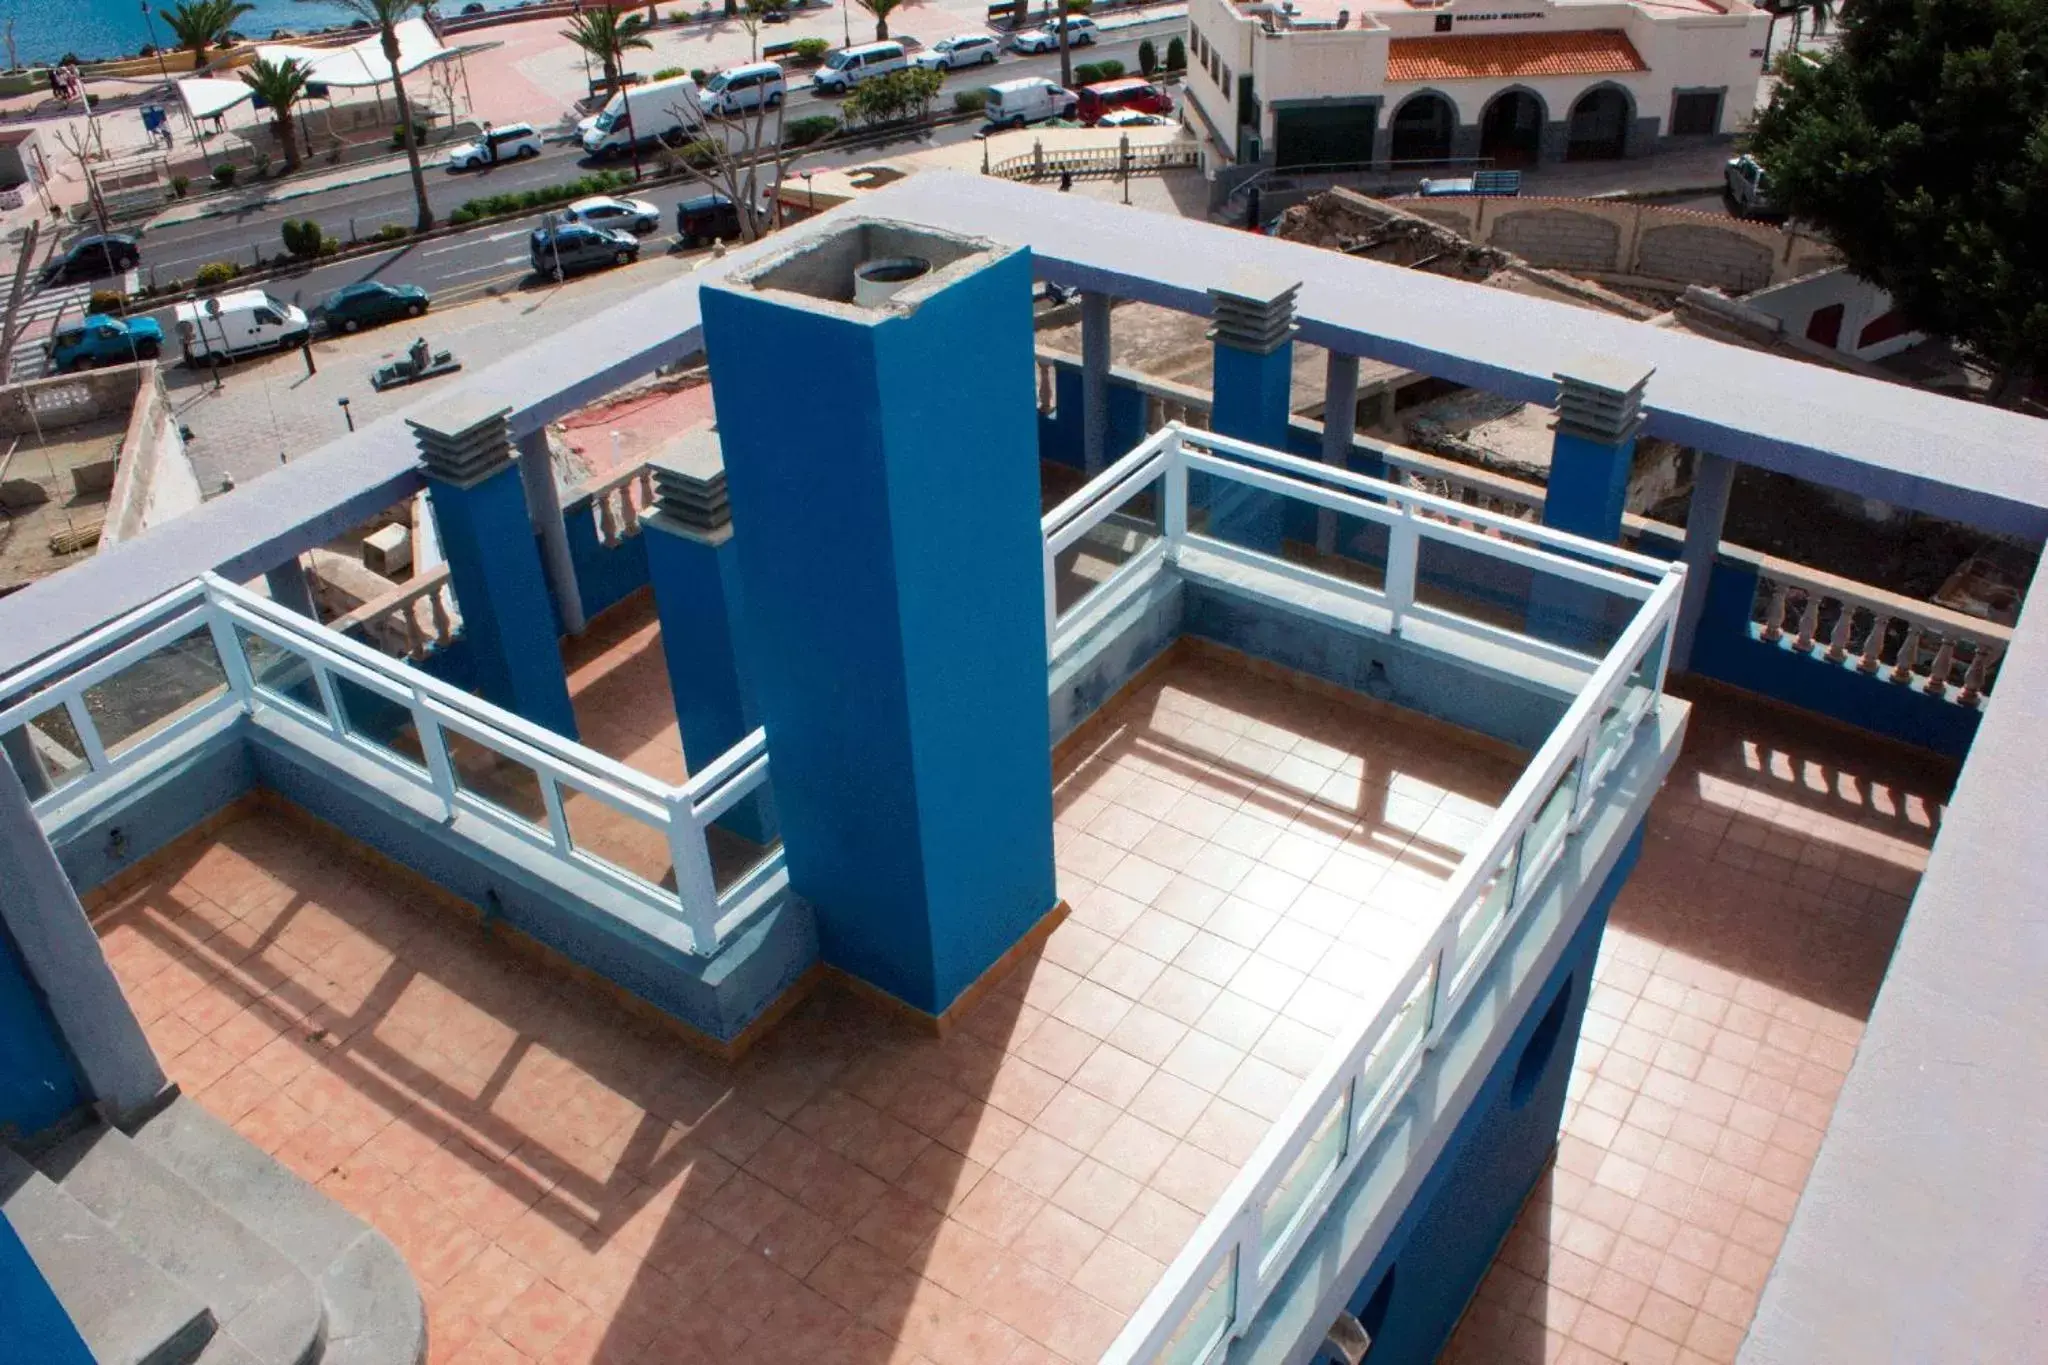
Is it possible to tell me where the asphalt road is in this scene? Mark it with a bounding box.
[124,25,1181,285]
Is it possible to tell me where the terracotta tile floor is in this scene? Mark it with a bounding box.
[1441,686,1954,1365]
[87,649,1521,1365]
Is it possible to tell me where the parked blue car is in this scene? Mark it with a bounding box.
[47,314,164,372]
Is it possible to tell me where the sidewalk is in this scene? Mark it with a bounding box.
[146,145,466,230]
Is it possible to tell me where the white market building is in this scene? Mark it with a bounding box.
[1182,0,1769,172]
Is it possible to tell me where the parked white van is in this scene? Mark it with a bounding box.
[984,77,1078,129]
[173,290,311,365]
[581,74,703,156]
[700,62,786,115]
[811,41,907,94]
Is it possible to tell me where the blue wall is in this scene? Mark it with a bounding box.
[0,923,80,1141]
[0,1212,93,1365]
[1315,826,1642,1365]
[559,498,653,627]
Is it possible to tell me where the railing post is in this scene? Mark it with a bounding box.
[1793,594,1821,652]
[1385,504,1420,628]
[1043,538,1060,652]
[1923,638,1955,699]
[1859,613,1889,674]
[309,664,346,736]
[666,793,721,955]
[1959,643,1997,708]
[413,698,459,820]
[539,773,572,854]
[1760,581,1790,642]
[61,694,109,774]
[1890,624,1923,684]
[1826,602,1855,662]
[1162,429,1190,556]
[204,592,257,707]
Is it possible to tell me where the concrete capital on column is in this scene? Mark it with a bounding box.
[1208,268,1301,356]
[646,429,734,541]
[407,394,516,487]
[1554,354,1654,447]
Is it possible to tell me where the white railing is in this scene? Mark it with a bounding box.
[1051,425,1685,1365]
[0,575,781,956]
[1379,447,1545,525]
[1748,555,2009,706]
[1042,422,1669,664]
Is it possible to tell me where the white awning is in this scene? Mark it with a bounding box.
[175,76,253,121]
[256,19,453,89]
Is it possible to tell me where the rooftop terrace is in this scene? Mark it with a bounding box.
[0,174,2040,1365]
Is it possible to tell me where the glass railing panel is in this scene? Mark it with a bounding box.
[331,672,429,779]
[1157,1250,1236,1365]
[79,624,228,759]
[3,705,89,793]
[236,626,325,719]
[1260,1088,1350,1262]
[442,727,547,830]
[1053,472,1163,619]
[561,776,677,892]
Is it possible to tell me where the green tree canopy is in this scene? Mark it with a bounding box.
[160,0,255,61]
[240,55,313,170]
[562,9,653,91]
[1748,0,2048,403]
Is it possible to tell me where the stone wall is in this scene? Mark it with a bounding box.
[102,366,201,547]
[0,364,148,438]
[1394,195,1836,292]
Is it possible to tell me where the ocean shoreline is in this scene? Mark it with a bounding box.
[3,0,552,70]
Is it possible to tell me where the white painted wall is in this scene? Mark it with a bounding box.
[1743,267,1925,361]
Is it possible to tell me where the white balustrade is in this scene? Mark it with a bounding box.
[1749,565,2010,706]
[330,566,460,662]
[587,462,656,549]
[0,573,781,957]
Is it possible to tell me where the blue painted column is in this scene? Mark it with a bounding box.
[641,433,774,844]
[1672,450,1735,672]
[1205,272,1301,553]
[1531,359,1653,650]
[1540,358,1654,544]
[1317,350,1361,556]
[1081,289,1112,474]
[701,226,1057,1018]
[0,756,163,1132]
[408,398,579,740]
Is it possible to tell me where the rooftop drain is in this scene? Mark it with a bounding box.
[1554,355,1654,445]
[731,218,1003,312]
[648,429,732,535]
[407,394,515,486]
[853,256,933,307]
[1209,268,1303,355]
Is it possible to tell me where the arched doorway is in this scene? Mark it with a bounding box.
[1566,85,1631,160]
[1479,89,1544,167]
[1389,92,1455,164]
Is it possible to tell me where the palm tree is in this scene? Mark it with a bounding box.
[855,0,901,41]
[240,55,313,171]
[159,0,255,67]
[562,9,653,95]
[306,0,434,230]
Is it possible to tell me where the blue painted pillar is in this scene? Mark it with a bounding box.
[641,434,773,845]
[1673,450,1735,673]
[1205,272,1301,553]
[701,226,1057,1018]
[1540,358,1654,544]
[1532,359,1653,649]
[1317,351,1361,556]
[408,399,579,740]
[0,756,163,1131]
[1081,290,1112,474]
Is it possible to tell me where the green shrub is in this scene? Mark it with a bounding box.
[194,261,239,288]
[1165,36,1185,71]
[452,169,636,223]
[1138,38,1157,76]
[677,138,721,169]
[1088,59,1124,81]
[211,162,237,188]
[320,236,341,255]
[652,66,688,80]
[953,88,988,115]
[785,113,839,146]
[790,37,829,62]
[170,174,190,197]
[280,218,326,258]
[449,205,480,225]
[88,289,125,316]
[252,150,271,177]
[372,223,409,242]
[391,124,418,149]
[690,67,708,84]
[1073,62,1101,85]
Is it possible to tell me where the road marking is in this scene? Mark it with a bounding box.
[420,228,528,257]
[437,254,529,280]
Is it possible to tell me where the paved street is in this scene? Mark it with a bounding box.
[119,24,1183,286]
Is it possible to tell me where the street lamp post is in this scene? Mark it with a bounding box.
[139,2,172,84]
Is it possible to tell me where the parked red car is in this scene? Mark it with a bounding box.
[1076,78,1174,125]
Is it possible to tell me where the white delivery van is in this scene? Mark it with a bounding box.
[581,74,703,156]
[173,290,311,365]
[984,77,1078,129]
[700,62,786,116]
[810,41,907,94]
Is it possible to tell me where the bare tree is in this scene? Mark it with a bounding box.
[663,89,794,244]
[733,0,788,62]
